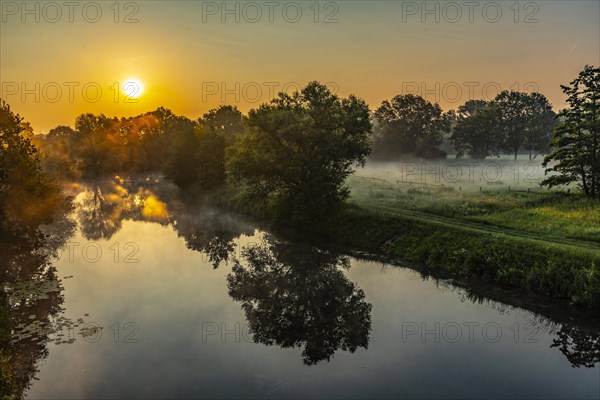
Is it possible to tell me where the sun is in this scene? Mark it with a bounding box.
[122,78,144,98]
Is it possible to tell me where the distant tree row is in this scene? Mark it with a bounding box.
[27,82,371,221]
[371,91,556,160]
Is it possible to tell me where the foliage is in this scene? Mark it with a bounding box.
[197,105,246,144]
[493,91,556,160]
[194,105,246,190]
[543,65,600,199]
[450,100,503,159]
[226,81,372,222]
[373,94,451,159]
[0,101,65,226]
[195,129,227,190]
[161,128,198,187]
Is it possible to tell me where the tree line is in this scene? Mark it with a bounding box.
[1,66,599,228]
[372,90,556,161]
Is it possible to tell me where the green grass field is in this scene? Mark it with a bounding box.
[347,175,600,245]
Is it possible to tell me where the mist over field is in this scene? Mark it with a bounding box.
[355,156,552,192]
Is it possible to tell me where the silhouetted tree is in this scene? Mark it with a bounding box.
[494,91,530,160]
[450,100,503,159]
[195,130,227,190]
[523,93,556,160]
[197,105,246,143]
[373,94,451,159]
[226,81,372,222]
[542,66,600,199]
[193,106,246,190]
[0,101,65,226]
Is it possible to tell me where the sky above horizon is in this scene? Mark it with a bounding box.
[1,0,599,132]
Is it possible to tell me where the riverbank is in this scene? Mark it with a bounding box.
[321,205,600,308]
[207,180,600,309]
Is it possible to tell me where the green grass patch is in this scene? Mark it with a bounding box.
[347,176,600,243]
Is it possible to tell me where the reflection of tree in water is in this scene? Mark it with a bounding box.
[78,184,123,240]
[456,283,600,368]
[168,200,254,267]
[1,204,78,398]
[551,325,600,368]
[76,176,171,241]
[214,235,372,365]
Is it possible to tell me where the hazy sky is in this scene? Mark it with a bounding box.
[1,0,598,132]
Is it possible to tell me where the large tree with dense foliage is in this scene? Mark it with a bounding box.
[197,105,246,142]
[542,65,600,199]
[0,100,64,226]
[373,94,451,159]
[161,117,197,187]
[494,91,556,160]
[450,100,503,159]
[494,91,530,160]
[226,81,372,221]
[522,93,556,160]
[194,106,247,190]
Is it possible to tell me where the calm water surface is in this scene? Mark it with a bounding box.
[10,179,599,399]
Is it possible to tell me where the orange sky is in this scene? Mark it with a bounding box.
[1,0,598,132]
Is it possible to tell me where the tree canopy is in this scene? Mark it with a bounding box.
[542,65,600,199]
[226,81,372,221]
[373,94,451,159]
[450,100,503,159]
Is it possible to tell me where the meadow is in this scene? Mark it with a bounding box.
[349,158,600,244]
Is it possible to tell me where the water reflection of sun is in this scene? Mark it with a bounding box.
[141,195,168,220]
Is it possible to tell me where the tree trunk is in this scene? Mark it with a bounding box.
[580,164,590,197]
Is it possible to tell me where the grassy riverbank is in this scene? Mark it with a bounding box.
[210,177,600,308]
[322,205,600,308]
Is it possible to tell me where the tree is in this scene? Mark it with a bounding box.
[494,91,530,160]
[46,125,77,143]
[74,113,114,136]
[0,100,64,226]
[194,106,246,190]
[162,128,199,187]
[542,65,600,199]
[522,93,556,160]
[450,100,503,159]
[195,129,227,190]
[197,105,246,143]
[226,81,372,221]
[373,94,451,159]
[72,113,123,178]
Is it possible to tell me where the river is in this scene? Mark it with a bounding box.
[4,178,598,399]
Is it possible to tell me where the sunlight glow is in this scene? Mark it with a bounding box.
[123,79,144,98]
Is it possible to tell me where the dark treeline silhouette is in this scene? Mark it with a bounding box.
[371,90,556,161]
